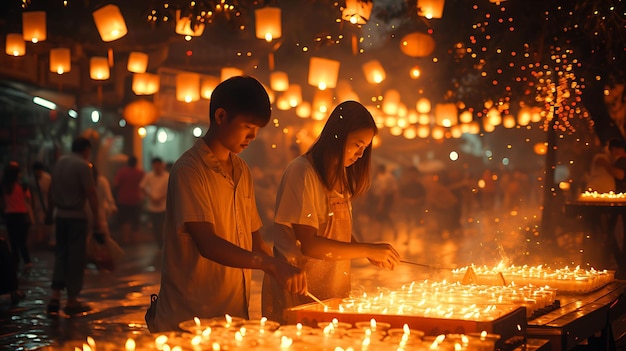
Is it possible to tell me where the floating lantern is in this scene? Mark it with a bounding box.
[176,72,200,103]
[175,10,205,37]
[284,84,302,107]
[312,89,333,114]
[201,76,221,99]
[49,48,71,74]
[450,124,463,138]
[435,103,458,127]
[123,100,158,126]
[417,125,430,138]
[270,71,289,92]
[254,7,281,42]
[502,114,516,128]
[342,0,373,25]
[459,110,473,123]
[534,142,547,155]
[403,126,417,139]
[93,4,128,42]
[89,57,109,80]
[382,89,401,116]
[407,109,419,124]
[308,57,340,90]
[362,60,386,84]
[221,67,243,81]
[483,118,496,132]
[276,94,291,110]
[418,113,431,125]
[400,32,435,57]
[417,0,445,19]
[416,97,431,113]
[22,11,46,43]
[127,52,148,73]
[487,107,502,126]
[432,126,445,140]
[132,73,160,95]
[296,101,311,118]
[336,80,359,102]
[409,65,421,79]
[5,34,25,56]
[517,107,532,126]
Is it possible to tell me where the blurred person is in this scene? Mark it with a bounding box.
[113,155,145,244]
[1,162,33,270]
[423,173,458,239]
[30,161,52,246]
[397,166,426,228]
[371,164,398,225]
[147,76,305,332]
[47,137,102,316]
[140,157,169,250]
[262,101,401,324]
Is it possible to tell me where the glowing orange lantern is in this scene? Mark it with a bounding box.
[417,0,445,19]
[270,71,289,92]
[435,103,458,127]
[92,4,128,42]
[284,84,302,107]
[409,65,421,79]
[221,67,243,81]
[312,89,333,114]
[417,125,430,138]
[127,52,148,73]
[175,10,205,37]
[362,60,386,84]
[308,57,340,90]
[382,89,401,115]
[123,100,159,126]
[22,11,46,43]
[255,7,281,42]
[176,72,200,103]
[89,57,109,80]
[502,114,516,128]
[201,76,221,99]
[416,97,431,113]
[459,110,473,123]
[342,0,373,25]
[487,107,502,126]
[296,102,311,118]
[5,34,25,56]
[534,142,547,155]
[50,48,71,74]
[132,73,160,95]
[400,32,435,57]
[432,126,445,140]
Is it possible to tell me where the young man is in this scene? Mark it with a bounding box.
[140,157,169,249]
[147,76,306,332]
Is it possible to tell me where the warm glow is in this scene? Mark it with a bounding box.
[416,97,431,113]
[417,0,445,19]
[255,7,282,41]
[270,71,289,92]
[308,57,340,90]
[296,102,312,118]
[22,11,46,43]
[435,103,458,127]
[49,48,71,74]
[382,89,401,115]
[534,142,548,155]
[362,60,386,84]
[132,73,160,95]
[92,4,128,42]
[221,67,243,82]
[5,34,25,56]
[124,100,159,126]
[342,0,373,25]
[127,52,148,73]
[400,32,435,57]
[201,75,221,99]
[89,57,110,80]
[284,84,302,107]
[502,114,516,128]
[409,65,421,79]
[175,10,205,36]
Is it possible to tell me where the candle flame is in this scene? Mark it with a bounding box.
[280,336,293,349]
[155,334,168,347]
[235,331,243,341]
[191,335,202,346]
[194,317,201,327]
[125,338,136,351]
[225,314,232,324]
[260,317,267,325]
[481,330,488,339]
[370,318,376,329]
[87,336,96,348]
[212,342,221,351]
[296,323,302,331]
[82,344,92,351]
[403,324,410,335]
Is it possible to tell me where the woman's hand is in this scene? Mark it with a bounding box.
[365,243,400,270]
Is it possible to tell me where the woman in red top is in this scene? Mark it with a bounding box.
[2,162,32,269]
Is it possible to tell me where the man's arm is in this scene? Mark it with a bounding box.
[186,222,307,294]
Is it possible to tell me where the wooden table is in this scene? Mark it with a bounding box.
[527,281,626,351]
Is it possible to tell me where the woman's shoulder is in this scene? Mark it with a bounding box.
[283,156,316,177]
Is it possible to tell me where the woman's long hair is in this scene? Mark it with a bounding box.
[1,162,20,195]
[307,101,377,198]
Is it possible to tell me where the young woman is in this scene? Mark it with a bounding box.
[262,100,400,323]
[1,162,33,270]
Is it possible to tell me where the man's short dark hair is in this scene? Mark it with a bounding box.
[71,137,91,153]
[209,75,271,126]
[151,157,163,164]
[609,138,626,150]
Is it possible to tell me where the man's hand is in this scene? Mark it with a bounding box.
[270,260,307,295]
[365,243,400,270]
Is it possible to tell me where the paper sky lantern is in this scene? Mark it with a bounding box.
[459,110,473,124]
[221,67,243,81]
[201,76,221,99]
[5,34,25,56]
[93,4,128,42]
[502,114,516,128]
[90,57,110,80]
[176,72,200,103]
[417,0,445,19]
[175,10,205,37]
[342,0,373,25]
[123,100,158,126]
[22,11,46,43]
[296,102,311,118]
[50,48,71,74]
[284,84,302,107]
[382,89,401,116]
[132,73,160,95]
[255,7,281,42]
[400,32,435,57]
[270,71,289,92]
[127,52,148,73]
[435,103,458,127]
[308,57,340,90]
[362,60,386,84]
[416,97,431,114]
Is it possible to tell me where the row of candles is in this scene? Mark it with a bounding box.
[74,316,500,351]
[578,190,626,202]
[450,264,615,293]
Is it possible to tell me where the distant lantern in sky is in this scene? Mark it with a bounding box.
[49,48,71,74]
[93,4,128,42]
[270,71,289,92]
[502,114,516,128]
[382,89,401,116]
[132,73,160,95]
[221,67,243,81]
[123,100,158,126]
[400,32,435,57]
[5,34,25,56]
[312,89,333,115]
[308,57,340,90]
[90,57,110,80]
[362,59,386,84]
[416,97,431,114]
[459,110,473,123]
[284,84,302,107]
[22,11,46,43]
[255,7,281,42]
[127,52,148,73]
[176,72,200,103]
[201,76,221,99]
[435,103,458,127]
[409,65,421,79]
[342,0,373,25]
[296,101,311,118]
[417,0,445,19]
[175,10,205,37]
